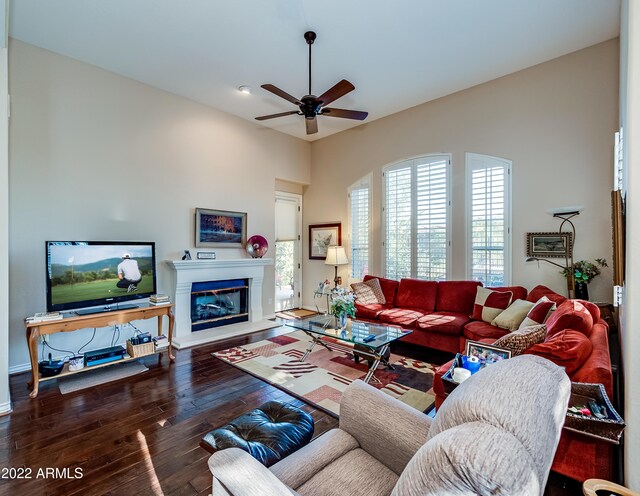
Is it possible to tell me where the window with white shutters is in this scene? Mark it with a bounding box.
[348,175,371,280]
[384,155,450,280]
[466,153,512,286]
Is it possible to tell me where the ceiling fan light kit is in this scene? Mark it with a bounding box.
[255,30,368,135]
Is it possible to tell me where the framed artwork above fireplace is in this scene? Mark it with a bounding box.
[195,208,247,248]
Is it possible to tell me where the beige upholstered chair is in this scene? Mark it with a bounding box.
[208,355,571,496]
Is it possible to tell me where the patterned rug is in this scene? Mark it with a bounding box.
[213,330,436,416]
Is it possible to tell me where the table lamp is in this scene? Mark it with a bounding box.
[325,246,349,288]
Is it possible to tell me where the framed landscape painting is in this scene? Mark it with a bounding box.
[309,223,341,260]
[195,208,247,248]
[526,232,572,258]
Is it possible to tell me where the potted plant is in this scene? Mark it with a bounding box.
[562,259,608,300]
[330,288,356,329]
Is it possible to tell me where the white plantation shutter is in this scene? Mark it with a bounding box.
[384,155,450,280]
[467,153,512,285]
[349,176,371,280]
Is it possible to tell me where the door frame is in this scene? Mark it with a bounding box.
[275,191,303,310]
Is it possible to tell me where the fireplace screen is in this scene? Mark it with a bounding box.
[191,279,249,331]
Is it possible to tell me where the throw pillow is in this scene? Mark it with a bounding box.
[493,324,547,356]
[524,329,593,375]
[491,299,534,331]
[525,285,567,305]
[519,296,556,329]
[351,278,386,305]
[471,287,513,323]
[545,300,594,339]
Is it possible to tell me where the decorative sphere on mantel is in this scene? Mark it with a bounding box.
[246,235,268,258]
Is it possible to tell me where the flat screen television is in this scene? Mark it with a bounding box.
[46,241,157,314]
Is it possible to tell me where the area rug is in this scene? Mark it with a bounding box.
[275,309,318,320]
[58,361,148,394]
[213,330,436,416]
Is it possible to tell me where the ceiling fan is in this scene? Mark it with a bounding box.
[255,31,368,135]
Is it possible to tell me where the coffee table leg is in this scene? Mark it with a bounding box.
[363,344,389,384]
[300,332,332,361]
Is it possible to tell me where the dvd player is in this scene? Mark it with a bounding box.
[84,345,126,367]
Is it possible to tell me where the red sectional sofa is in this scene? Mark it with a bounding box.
[356,275,614,482]
[354,275,527,354]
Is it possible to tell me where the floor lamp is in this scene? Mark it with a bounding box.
[526,257,572,297]
[325,246,349,288]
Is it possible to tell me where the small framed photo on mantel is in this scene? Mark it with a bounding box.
[195,208,247,248]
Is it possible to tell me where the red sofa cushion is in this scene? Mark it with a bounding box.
[355,303,392,320]
[378,307,425,327]
[463,320,510,342]
[396,279,437,311]
[488,285,528,301]
[526,285,567,305]
[435,281,482,314]
[363,275,399,306]
[525,329,593,375]
[579,300,601,322]
[546,300,594,338]
[416,312,471,336]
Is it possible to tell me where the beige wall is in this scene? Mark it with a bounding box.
[303,40,618,307]
[8,40,310,370]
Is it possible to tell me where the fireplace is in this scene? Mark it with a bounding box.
[191,279,249,331]
[166,258,272,349]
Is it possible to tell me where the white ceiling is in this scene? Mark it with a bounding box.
[9,0,620,141]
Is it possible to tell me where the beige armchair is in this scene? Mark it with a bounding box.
[209,355,571,496]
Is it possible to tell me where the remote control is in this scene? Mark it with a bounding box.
[363,334,376,342]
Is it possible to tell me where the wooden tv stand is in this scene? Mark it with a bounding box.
[25,304,175,398]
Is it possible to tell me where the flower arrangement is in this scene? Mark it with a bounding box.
[330,288,356,318]
[562,259,608,284]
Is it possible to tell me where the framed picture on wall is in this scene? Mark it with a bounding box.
[526,232,572,258]
[308,223,341,260]
[195,208,247,248]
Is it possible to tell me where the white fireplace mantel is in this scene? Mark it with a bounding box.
[166,258,274,348]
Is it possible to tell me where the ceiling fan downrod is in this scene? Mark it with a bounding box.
[304,31,316,97]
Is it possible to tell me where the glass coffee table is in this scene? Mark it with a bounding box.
[285,315,412,383]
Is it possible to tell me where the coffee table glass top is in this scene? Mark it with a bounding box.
[285,315,411,348]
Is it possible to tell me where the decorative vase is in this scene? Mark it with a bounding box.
[246,235,268,258]
[338,313,348,330]
[575,282,589,301]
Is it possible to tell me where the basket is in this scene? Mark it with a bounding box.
[126,340,155,358]
[564,382,625,444]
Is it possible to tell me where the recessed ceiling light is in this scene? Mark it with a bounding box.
[238,85,252,95]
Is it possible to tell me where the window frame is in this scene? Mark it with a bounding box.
[465,152,512,286]
[347,173,372,281]
[382,154,452,280]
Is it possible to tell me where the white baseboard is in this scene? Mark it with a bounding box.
[9,363,32,375]
[0,400,13,415]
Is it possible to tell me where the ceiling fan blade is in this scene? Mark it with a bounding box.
[305,117,318,135]
[255,110,299,121]
[321,108,368,120]
[261,84,302,105]
[317,79,355,107]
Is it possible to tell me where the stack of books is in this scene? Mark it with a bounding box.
[149,294,170,306]
[25,312,63,323]
[153,335,169,350]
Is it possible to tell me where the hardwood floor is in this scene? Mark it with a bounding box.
[1,324,581,496]
[2,325,338,496]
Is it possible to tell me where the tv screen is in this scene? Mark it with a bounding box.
[46,241,157,313]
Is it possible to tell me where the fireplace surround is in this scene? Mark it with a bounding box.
[166,258,273,348]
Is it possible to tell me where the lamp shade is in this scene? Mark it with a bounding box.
[325,246,349,266]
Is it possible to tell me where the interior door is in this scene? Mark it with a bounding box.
[275,192,302,311]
